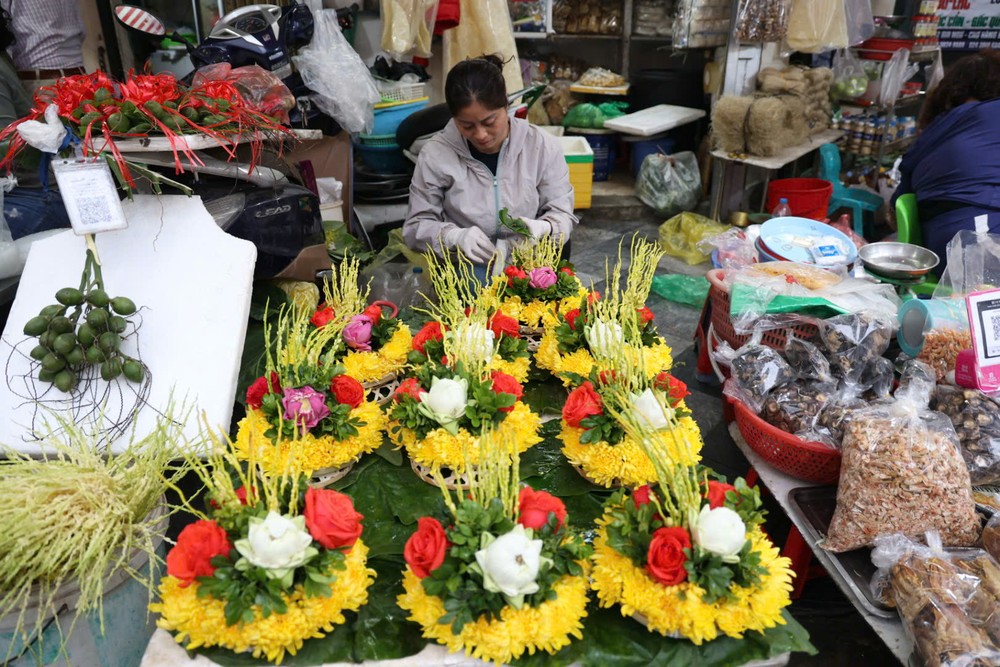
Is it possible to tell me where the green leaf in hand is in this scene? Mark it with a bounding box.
[499,208,531,237]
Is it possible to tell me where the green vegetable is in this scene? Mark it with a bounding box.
[53,333,77,355]
[110,297,136,316]
[55,287,84,306]
[122,360,144,383]
[63,347,84,366]
[53,370,76,392]
[100,358,122,381]
[93,87,112,103]
[499,208,531,237]
[29,345,48,361]
[129,122,151,134]
[23,316,49,337]
[98,331,119,353]
[41,353,66,373]
[40,304,65,318]
[48,316,73,335]
[107,112,131,133]
[77,324,96,347]
[86,308,109,329]
[79,112,104,128]
[87,289,110,307]
[84,346,105,364]
[144,101,168,120]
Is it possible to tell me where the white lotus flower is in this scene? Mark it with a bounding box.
[449,322,496,363]
[418,376,469,434]
[234,512,316,582]
[692,505,747,561]
[584,320,624,359]
[631,388,671,431]
[475,525,543,607]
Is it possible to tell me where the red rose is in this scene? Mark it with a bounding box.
[646,526,691,587]
[637,306,655,324]
[632,484,652,508]
[234,486,252,505]
[504,265,528,285]
[330,374,365,409]
[404,517,449,578]
[560,266,575,276]
[412,321,444,355]
[246,372,281,410]
[597,370,618,385]
[166,519,231,587]
[304,487,364,551]
[311,305,336,328]
[587,291,601,304]
[491,371,523,412]
[362,304,383,325]
[395,377,423,402]
[562,381,603,428]
[654,372,691,405]
[565,309,582,331]
[706,480,737,509]
[518,486,567,530]
[488,312,521,340]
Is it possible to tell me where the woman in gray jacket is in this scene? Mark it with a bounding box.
[403,55,578,270]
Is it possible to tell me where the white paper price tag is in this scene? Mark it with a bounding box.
[52,158,128,235]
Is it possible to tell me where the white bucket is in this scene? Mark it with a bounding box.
[0,499,167,667]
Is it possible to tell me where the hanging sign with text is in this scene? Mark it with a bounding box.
[937,0,1000,50]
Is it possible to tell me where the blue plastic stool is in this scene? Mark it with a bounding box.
[818,143,883,237]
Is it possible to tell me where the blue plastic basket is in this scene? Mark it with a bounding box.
[628,135,676,175]
[372,99,430,136]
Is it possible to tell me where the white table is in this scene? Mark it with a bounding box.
[727,423,913,665]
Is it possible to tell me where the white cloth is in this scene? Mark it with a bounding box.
[2,0,85,70]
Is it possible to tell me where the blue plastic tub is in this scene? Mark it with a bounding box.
[569,131,616,182]
[627,134,676,175]
[372,99,430,136]
[354,142,411,175]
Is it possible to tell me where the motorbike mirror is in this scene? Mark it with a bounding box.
[113,5,167,36]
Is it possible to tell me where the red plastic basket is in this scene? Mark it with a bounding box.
[732,398,841,484]
[706,269,820,350]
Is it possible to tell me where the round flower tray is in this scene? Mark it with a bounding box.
[630,612,683,638]
[520,325,545,353]
[409,458,471,490]
[363,372,401,406]
[310,461,355,489]
[571,462,623,489]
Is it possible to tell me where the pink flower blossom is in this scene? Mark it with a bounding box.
[282,386,330,433]
[528,267,558,290]
[343,315,374,351]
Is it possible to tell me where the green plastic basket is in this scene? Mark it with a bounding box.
[357,133,398,147]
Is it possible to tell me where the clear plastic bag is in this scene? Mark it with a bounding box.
[844,0,876,47]
[870,532,1000,667]
[822,374,980,552]
[638,152,702,220]
[831,49,868,100]
[714,334,796,413]
[931,385,1000,486]
[785,0,848,53]
[576,67,625,88]
[657,211,726,265]
[861,355,894,401]
[935,230,1000,299]
[697,227,758,270]
[983,516,1000,563]
[380,0,439,59]
[816,378,868,445]
[817,312,893,383]
[673,0,732,48]
[293,9,381,134]
[734,0,790,43]
[762,380,836,436]
[785,335,834,383]
[191,63,295,121]
[878,48,919,109]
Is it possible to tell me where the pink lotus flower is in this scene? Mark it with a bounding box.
[343,315,374,351]
[282,386,330,433]
[528,267,558,290]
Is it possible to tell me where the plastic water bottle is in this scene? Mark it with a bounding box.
[772,197,792,218]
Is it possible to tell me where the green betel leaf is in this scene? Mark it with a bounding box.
[499,207,531,237]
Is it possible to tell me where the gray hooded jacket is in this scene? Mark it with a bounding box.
[403,116,578,255]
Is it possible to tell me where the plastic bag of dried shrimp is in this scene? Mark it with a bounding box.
[822,371,980,553]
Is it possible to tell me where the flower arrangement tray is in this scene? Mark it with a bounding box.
[786,486,895,619]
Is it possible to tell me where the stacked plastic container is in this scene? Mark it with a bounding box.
[355,79,429,174]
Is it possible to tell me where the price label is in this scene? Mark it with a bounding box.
[966,288,1000,390]
[52,158,128,235]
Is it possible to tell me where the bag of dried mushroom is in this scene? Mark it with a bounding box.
[931,385,1000,486]
[714,333,796,412]
[822,371,980,553]
[870,532,1000,667]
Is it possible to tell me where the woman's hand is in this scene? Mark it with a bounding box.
[444,227,496,264]
[522,218,552,239]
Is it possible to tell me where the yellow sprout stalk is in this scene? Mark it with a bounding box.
[320,256,369,325]
[433,424,521,522]
[509,234,566,272]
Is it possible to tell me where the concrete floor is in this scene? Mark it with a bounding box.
[573,184,900,667]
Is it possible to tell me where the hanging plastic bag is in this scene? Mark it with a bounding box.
[380,0,439,60]
[639,152,703,221]
[822,372,980,552]
[844,0,875,46]
[870,532,1000,667]
[831,49,868,100]
[935,230,1000,299]
[878,49,919,108]
[785,0,848,52]
[734,0,790,43]
[293,10,381,134]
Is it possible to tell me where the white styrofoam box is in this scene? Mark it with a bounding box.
[557,136,594,158]
[0,195,256,453]
[603,104,707,137]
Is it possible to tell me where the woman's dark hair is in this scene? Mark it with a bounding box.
[444,54,508,115]
[0,9,15,53]
[919,49,1000,128]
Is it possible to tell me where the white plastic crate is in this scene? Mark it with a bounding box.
[376,78,427,104]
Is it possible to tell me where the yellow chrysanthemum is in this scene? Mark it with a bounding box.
[152,540,376,665]
[273,280,320,313]
[398,568,589,665]
[559,413,703,487]
[234,402,386,476]
[590,520,794,645]
[341,325,413,383]
[389,402,541,471]
[487,275,588,329]
[490,355,531,384]
[536,332,674,387]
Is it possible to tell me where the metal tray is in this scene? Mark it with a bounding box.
[787,486,897,619]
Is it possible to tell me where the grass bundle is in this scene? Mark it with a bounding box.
[0,408,201,662]
[712,95,808,157]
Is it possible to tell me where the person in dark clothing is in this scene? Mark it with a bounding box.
[892,50,1000,273]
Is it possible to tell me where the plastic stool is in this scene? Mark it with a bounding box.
[818,143,883,237]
